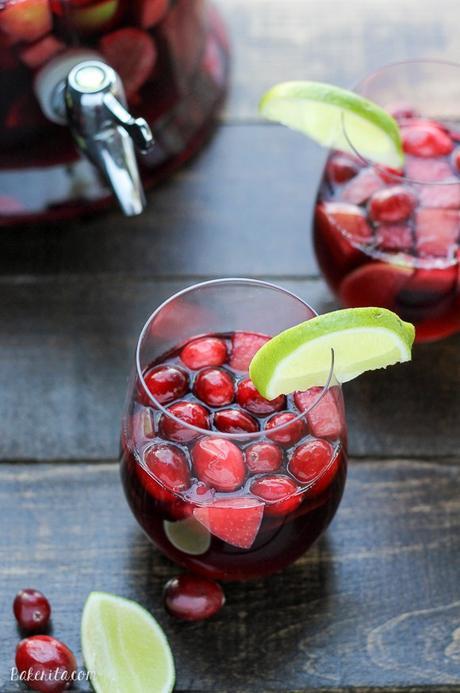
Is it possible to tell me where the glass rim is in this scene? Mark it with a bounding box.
[342,57,460,186]
[135,277,337,441]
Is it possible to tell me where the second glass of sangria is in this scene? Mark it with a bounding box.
[314,60,460,342]
[120,279,347,581]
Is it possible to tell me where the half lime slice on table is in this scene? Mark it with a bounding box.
[81,592,175,693]
[259,80,404,168]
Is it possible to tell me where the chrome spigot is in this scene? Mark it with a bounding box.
[64,60,153,216]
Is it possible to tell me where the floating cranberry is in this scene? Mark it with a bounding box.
[236,378,285,416]
[160,401,209,442]
[15,635,77,693]
[245,441,283,473]
[194,368,234,407]
[368,186,416,223]
[326,153,362,183]
[181,337,227,369]
[13,589,51,633]
[265,412,306,447]
[288,438,337,496]
[214,408,259,434]
[452,148,460,172]
[402,122,453,157]
[164,574,225,621]
[144,443,191,492]
[192,437,245,491]
[143,365,189,404]
[250,474,302,516]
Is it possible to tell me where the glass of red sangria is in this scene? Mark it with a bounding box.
[120,279,347,581]
[314,60,460,342]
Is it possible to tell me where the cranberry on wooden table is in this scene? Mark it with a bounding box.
[15,635,77,693]
[164,574,225,621]
[13,589,51,633]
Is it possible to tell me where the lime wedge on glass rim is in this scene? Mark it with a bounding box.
[81,591,175,693]
[259,81,404,168]
[249,307,415,400]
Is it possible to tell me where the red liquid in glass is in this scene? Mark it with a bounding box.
[120,331,347,581]
[314,112,460,342]
[0,0,229,223]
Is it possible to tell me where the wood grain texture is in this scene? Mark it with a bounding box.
[2,276,459,462]
[1,460,460,691]
[215,0,460,121]
[0,126,324,278]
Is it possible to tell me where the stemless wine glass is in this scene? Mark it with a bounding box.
[120,278,347,581]
[314,60,460,343]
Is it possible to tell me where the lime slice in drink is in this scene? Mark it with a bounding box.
[249,307,414,399]
[259,81,404,168]
[81,591,175,693]
[164,517,211,556]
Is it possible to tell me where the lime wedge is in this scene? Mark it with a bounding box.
[164,517,211,556]
[259,81,404,168]
[249,307,414,399]
[81,592,175,693]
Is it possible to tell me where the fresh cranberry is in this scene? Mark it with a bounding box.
[317,202,372,243]
[13,589,51,633]
[265,412,307,447]
[160,401,209,442]
[164,574,225,621]
[214,408,259,434]
[288,438,338,496]
[143,365,188,404]
[368,186,416,223]
[245,442,283,473]
[192,437,245,491]
[15,635,77,693]
[452,148,460,172]
[236,378,285,416]
[181,337,227,369]
[194,368,234,407]
[144,443,191,492]
[326,153,362,183]
[402,122,453,157]
[250,474,302,516]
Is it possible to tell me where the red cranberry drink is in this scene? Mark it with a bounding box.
[120,280,414,582]
[261,63,460,342]
[0,0,229,222]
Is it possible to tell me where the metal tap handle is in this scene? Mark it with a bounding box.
[65,60,153,216]
[103,93,152,153]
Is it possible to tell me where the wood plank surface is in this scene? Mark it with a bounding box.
[0,126,324,278]
[1,460,460,691]
[2,276,460,462]
[216,0,460,121]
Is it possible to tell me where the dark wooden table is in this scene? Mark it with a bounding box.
[2,1,460,691]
